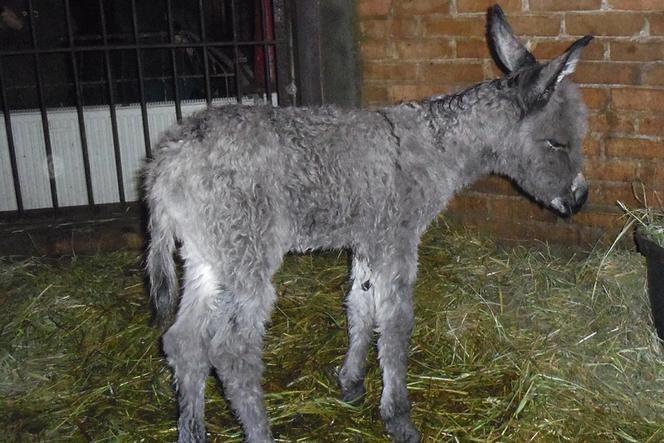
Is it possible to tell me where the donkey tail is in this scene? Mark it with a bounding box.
[146,200,178,328]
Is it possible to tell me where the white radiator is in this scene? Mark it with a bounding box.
[0,94,277,212]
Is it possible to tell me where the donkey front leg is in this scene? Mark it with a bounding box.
[339,256,375,403]
[374,257,420,443]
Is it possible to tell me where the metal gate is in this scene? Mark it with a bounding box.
[0,0,295,218]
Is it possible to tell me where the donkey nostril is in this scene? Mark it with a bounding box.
[573,187,588,211]
[550,197,571,217]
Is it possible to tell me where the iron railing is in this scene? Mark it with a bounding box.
[0,0,293,218]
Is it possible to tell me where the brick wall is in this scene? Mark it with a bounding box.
[357,0,664,245]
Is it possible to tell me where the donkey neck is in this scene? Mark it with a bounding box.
[423,80,519,192]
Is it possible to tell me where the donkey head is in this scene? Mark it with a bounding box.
[488,5,592,217]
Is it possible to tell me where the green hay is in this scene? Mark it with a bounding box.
[618,186,664,248]
[1,221,662,442]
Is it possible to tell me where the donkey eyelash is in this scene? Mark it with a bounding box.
[545,139,568,151]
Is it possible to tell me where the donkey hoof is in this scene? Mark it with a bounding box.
[178,426,207,443]
[340,380,366,404]
[385,414,420,443]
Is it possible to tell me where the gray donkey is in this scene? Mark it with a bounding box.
[144,5,592,443]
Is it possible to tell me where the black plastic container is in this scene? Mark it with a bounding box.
[635,229,664,341]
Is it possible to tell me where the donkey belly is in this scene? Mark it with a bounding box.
[282,171,395,253]
[288,206,356,252]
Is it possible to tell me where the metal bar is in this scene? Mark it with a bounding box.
[27,0,59,209]
[198,0,212,104]
[64,0,95,207]
[259,0,274,102]
[99,0,126,203]
[131,0,151,157]
[0,56,23,213]
[0,40,286,57]
[294,0,322,105]
[166,0,182,122]
[230,0,243,103]
[272,0,294,106]
[4,72,237,96]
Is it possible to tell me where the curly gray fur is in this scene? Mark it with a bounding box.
[143,5,593,443]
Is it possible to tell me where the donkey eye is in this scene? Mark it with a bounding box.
[546,139,568,151]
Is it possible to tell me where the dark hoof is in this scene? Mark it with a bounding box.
[385,414,420,443]
[178,420,207,443]
[340,379,366,404]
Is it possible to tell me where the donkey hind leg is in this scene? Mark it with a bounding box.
[339,257,376,403]
[375,259,420,443]
[207,280,277,443]
[162,260,217,443]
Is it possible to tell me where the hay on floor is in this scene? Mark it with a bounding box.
[1,221,662,442]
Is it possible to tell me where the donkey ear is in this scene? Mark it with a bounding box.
[530,35,593,104]
[487,4,536,73]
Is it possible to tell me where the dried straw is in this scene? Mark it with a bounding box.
[1,220,662,442]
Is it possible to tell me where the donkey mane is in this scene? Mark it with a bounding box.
[427,78,504,113]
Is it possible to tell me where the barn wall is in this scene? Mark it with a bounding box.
[356,0,664,245]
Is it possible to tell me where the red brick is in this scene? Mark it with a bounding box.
[362,19,420,39]
[587,183,641,208]
[470,176,518,196]
[611,88,664,112]
[390,18,420,38]
[642,64,664,87]
[585,158,639,182]
[487,218,582,244]
[396,39,454,60]
[361,40,392,60]
[589,112,636,135]
[361,20,389,38]
[580,87,610,110]
[610,41,664,61]
[419,61,485,83]
[573,61,642,85]
[508,15,562,36]
[387,84,418,102]
[565,13,646,36]
[606,137,664,159]
[486,196,558,223]
[606,111,638,134]
[396,0,450,15]
[358,0,391,17]
[531,38,604,61]
[530,0,602,11]
[608,0,664,10]
[640,115,664,137]
[651,13,664,36]
[356,4,664,247]
[573,211,623,230]
[362,84,389,104]
[588,114,609,133]
[457,0,521,13]
[364,62,417,81]
[456,38,491,59]
[447,193,489,215]
[387,84,443,102]
[434,84,478,96]
[526,222,582,245]
[637,160,664,189]
[583,136,603,156]
[423,16,485,37]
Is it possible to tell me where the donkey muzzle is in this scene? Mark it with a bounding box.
[550,173,588,217]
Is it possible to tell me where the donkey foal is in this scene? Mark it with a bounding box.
[144,6,593,442]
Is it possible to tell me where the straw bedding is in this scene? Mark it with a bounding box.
[1,220,662,442]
